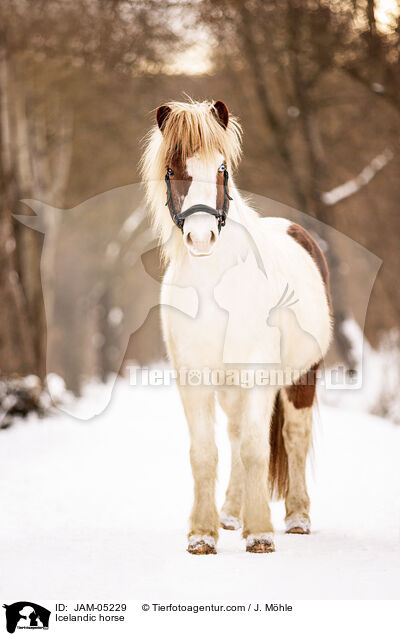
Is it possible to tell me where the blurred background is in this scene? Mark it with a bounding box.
[0,0,399,424]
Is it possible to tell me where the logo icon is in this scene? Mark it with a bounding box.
[2,603,50,633]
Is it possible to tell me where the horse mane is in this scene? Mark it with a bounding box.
[140,99,242,251]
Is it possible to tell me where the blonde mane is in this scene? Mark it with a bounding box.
[140,99,242,251]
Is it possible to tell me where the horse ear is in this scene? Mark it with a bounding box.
[212,101,229,129]
[156,105,171,131]
[13,200,61,233]
[13,214,45,233]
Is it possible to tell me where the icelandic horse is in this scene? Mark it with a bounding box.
[141,99,332,554]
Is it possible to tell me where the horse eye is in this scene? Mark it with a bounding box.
[167,167,174,176]
[218,163,226,173]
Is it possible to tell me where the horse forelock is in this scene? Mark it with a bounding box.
[163,101,241,165]
[142,101,241,181]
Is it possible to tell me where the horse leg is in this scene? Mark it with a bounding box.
[218,390,243,530]
[281,386,314,534]
[179,385,219,554]
[241,387,276,553]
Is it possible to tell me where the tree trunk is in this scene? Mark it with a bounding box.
[286,3,357,369]
[1,44,73,387]
[238,1,308,211]
[0,45,37,377]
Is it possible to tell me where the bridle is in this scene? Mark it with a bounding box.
[165,167,233,233]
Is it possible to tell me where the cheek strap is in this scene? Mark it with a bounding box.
[165,169,233,233]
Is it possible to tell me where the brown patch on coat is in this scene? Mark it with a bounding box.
[287,223,331,306]
[216,163,227,211]
[286,223,331,409]
[268,373,319,500]
[268,391,288,500]
[167,152,192,216]
[286,363,319,409]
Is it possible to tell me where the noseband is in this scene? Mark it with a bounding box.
[165,168,233,233]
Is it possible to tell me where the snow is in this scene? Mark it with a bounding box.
[188,535,215,548]
[321,320,400,423]
[246,533,274,548]
[220,513,241,530]
[0,378,399,600]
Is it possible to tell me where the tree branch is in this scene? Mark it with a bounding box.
[321,148,393,206]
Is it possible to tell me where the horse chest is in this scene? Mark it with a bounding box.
[161,278,228,368]
[160,225,331,375]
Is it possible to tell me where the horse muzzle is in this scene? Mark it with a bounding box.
[182,211,219,257]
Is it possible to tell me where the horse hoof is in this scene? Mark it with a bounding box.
[187,535,216,555]
[246,533,275,553]
[285,518,310,535]
[286,526,310,535]
[188,543,217,555]
[220,514,241,530]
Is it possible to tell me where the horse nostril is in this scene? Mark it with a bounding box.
[186,232,193,245]
[210,231,216,245]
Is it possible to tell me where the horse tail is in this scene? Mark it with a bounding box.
[268,390,288,500]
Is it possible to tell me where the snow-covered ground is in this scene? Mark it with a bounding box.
[0,378,399,600]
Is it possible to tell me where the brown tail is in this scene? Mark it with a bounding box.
[268,391,288,500]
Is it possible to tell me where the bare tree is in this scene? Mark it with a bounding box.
[196,0,396,367]
[0,0,178,403]
[335,0,400,113]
